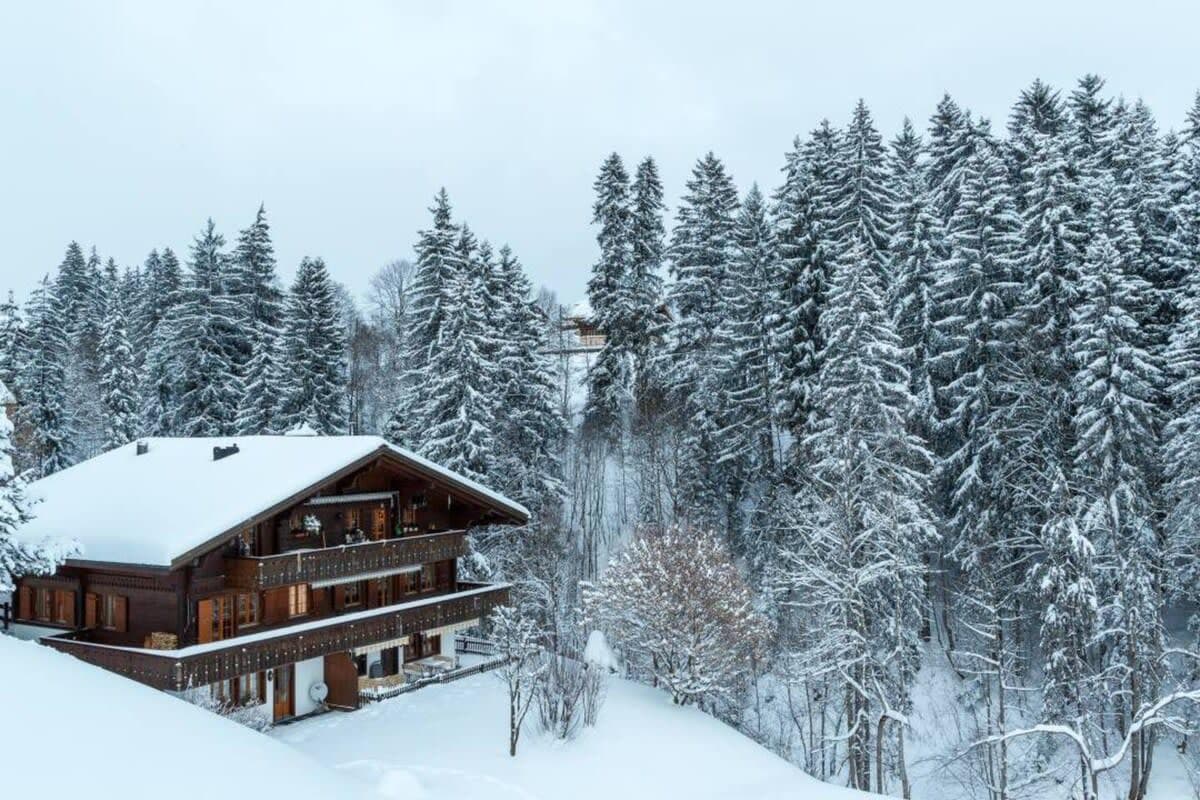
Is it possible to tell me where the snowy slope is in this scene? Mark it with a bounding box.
[274,668,872,800]
[0,635,360,800]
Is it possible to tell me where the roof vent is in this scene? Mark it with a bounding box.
[213,444,240,461]
[136,441,149,456]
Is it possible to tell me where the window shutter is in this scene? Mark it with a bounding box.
[63,591,77,627]
[17,585,31,619]
[114,595,128,633]
[333,585,345,611]
[85,593,98,627]
[197,599,213,644]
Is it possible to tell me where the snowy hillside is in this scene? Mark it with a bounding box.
[274,670,871,800]
[0,636,358,800]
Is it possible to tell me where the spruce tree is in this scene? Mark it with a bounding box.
[385,189,460,445]
[716,184,783,480]
[781,237,933,792]
[1070,178,1164,799]
[0,291,25,391]
[232,205,285,434]
[887,119,944,445]
[16,278,75,476]
[666,152,740,531]
[97,260,140,449]
[583,153,633,439]
[276,257,348,435]
[828,100,894,280]
[628,156,668,405]
[773,122,840,444]
[171,220,244,436]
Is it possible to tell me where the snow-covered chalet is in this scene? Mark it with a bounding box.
[8,434,526,722]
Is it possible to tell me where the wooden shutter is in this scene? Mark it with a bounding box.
[85,593,98,628]
[114,595,128,633]
[333,585,345,611]
[63,591,76,626]
[17,585,31,619]
[197,598,213,644]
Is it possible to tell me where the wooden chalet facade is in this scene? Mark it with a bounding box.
[10,434,525,723]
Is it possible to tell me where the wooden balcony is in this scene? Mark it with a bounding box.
[225,529,469,591]
[42,582,508,691]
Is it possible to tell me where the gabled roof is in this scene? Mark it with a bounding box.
[17,435,529,569]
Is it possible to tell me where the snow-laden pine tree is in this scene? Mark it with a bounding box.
[1165,93,1200,606]
[627,156,668,408]
[582,154,633,439]
[1068,75,1113,174]
[232,206,285,434]
[170,220,244,436]
[1006,79,1068,211]
[97,259,140,449]
[1070,178,1165,800]
[385,189,460,446]
[0,386,75,594]
[493,245,566,513]
[778,236,934,794]
[934,126,1027,794]
[665,152,740,532]
[276,257,348,435]
[0,290,25,391]
[887,119,944,447]
[1031,468,1099,787]
[772,123,839,444]
[827,100,894,280]
[16,278,75,476]
[414,253,496,482]
[139,248,185,437]
[1010,121,1087,539]
[715,184,783,481]
[926,94,975,225]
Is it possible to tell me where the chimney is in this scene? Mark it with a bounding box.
[136,441,149,456]
[213,444,240,461]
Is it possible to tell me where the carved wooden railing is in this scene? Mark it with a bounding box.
[225,530,469,590]
[43,582,507,691]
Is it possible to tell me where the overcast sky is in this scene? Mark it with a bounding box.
[1,1,1197,307]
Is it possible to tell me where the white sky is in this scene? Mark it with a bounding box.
[1,1,1197,306]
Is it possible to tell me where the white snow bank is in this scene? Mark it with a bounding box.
[16,435,527,567]
[583,629,619,671]
[274,667,870,800]
[0,635,363,800]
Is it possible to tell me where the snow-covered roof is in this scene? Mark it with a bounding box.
[0,378,14,405]
[566,299,593,321]
[17,435,529,568]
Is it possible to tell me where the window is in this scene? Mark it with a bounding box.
[237,593,260,627]
[238,527,257,556]
[34,588,52,622]
[52,590,74,625]
[420,564,436,592]
[343,581,362,607]
[237,672,263,704]
[100,594,127,632]
[288,584,309,617]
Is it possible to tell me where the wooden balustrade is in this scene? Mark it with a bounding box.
[42,582,507,691]
[225,529,469,590]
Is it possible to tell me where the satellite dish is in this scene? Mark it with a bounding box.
[309,681,329,703]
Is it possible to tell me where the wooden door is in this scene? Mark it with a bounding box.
[273,664,295,722]
[323,652,359,711]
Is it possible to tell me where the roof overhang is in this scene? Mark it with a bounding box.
[168,445,528,570]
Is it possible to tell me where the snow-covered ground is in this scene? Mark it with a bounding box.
[0,635,358,800]
[274,669,870,800]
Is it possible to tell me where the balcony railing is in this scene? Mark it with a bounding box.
[225,529,469,590]
[43,582,508,691]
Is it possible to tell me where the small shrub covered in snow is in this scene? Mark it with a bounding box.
[582,525,772,710]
